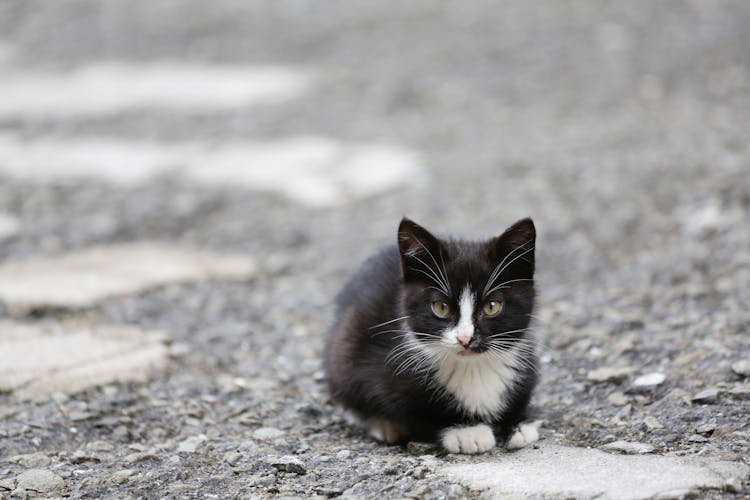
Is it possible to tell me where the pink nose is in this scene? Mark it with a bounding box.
[457,336,472,348]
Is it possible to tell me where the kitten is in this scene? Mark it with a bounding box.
[325,217,539,454]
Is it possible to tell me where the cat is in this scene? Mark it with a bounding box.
[325,217,539,454]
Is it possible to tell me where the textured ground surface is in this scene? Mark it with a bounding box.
[1,1,749,498]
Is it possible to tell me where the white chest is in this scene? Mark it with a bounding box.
[434,354,517,418]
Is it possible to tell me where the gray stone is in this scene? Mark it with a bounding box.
[0,243,258,312]
[266,455,306,475]
[439,442,749,499]
[688,434,709,443]
[177,434,207,453]
[0,321,168,402]
[0,213,20,242]
[643,416,664,431]
[9,452,51,468]
[15,469,65,493]
[111,469,135,485]
[0,478,15,491]
[692,388,720,403]
[70,450,101,464]
[632,372,666,387]
[608,391,629,406]
[123,451,157,464]
[731,360,750,377]
[253,427,285,440]
[601,441,655,455]
[587,366,635,383]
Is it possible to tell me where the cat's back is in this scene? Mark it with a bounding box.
[326,244,402,397]
[334,243,401,314]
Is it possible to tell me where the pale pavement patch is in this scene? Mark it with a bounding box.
[0,243,257,313]
[0,321,168,402]
[438,442,748,499]
[0,63,310,118]
[0,134,425,206]
[0,212,21,241]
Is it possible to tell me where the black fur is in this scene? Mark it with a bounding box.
[325,217,538,445]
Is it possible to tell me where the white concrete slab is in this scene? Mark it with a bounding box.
[0,134,425,206]
[438,442,748,499]
[186,137,425,207]
[0,243,257,313]
[0,212,21,242]
[0,63,310,118]
[0,321,168,402]
[0,134,184,186]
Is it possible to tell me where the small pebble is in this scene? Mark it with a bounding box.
[731,360,750,377]
[336,450,351,460]
[15,469,65,493]
[687,434,709,443]
[253,427,285,440]
[267,455,306,475]
[696,423,717,435]
[177,434,207,453]
[9,453,51,468]
[691,388,720,403]
[608,391,628,406]
[643,416,664,431]
[111,469,135,485]
[587,366,635,383]
[633,373,665,387]
[601,440,655,454]
[123,452,157,464]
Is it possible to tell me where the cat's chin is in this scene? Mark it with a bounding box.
[456,349,479,357]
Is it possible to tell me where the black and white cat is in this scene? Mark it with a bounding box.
[325,217,539,454]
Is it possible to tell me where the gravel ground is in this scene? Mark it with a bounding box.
[1,1,749,498]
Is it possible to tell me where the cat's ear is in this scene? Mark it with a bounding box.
[488,218,536,278]
[397,218,444,282]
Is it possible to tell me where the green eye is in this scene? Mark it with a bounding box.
[431,301,451,318]
[483,301,503,317]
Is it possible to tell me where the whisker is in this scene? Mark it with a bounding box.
[368,316,410,329]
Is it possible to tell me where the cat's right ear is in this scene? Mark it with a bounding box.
[397,218,443,281]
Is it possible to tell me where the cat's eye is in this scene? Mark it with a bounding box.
[483,301,503,317]
[431,301,451,318]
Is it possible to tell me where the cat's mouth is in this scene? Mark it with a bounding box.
[454,346,483,356]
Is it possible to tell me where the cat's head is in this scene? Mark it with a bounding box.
[397,217,536,359]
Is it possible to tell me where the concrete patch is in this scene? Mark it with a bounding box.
[438,442,749,499]
[0,63,310,118]
[0,134,425,206]
[185,136,424,207]
[0,321,168,401]
[0,243,257,313]
[0,212,21,241]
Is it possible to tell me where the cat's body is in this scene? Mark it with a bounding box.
[325,218,539,454]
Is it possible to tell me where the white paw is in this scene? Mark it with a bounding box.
[365,417,407,444]
[506,423,539,450]
[441,424,496,454]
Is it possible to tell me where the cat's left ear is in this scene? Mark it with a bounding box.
[488,218,536,278]
[397,218,444,281]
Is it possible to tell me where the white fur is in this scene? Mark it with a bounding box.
[433,286,519,417]
[506,422,539,450]
[443,287,475,346]
[441,424,496,454]
[365,417,407,444]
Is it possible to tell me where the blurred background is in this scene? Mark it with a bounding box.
[0,0,749,497]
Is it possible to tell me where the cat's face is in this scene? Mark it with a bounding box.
[398,218,535,360]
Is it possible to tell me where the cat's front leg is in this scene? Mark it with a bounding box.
[504,422,539,450]
[441,424,496,454]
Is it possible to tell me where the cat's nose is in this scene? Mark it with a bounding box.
[457,336,472,348]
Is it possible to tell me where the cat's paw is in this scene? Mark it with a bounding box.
[506,422,539,450]
[441,424,496,454]
[365,417,407,444]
